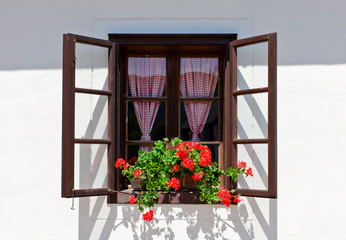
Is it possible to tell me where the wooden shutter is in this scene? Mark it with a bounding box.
[225,33,277,198]
[62,34,117,199]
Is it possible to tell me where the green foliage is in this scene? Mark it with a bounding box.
[120,138,249,211]
[225,166,246,182]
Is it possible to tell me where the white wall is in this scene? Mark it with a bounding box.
[1,0,346,239]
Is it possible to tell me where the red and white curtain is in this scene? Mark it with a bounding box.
[128,57,166,151]
[180,58,218,141]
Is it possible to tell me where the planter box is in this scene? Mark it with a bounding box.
[176,174,197,189]
[130,178,142,190]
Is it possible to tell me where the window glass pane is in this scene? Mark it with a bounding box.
[180,57,219,98]
[206,144,219,164]
[237,93,268,139]
[127,57,166,97]
[214,81,219,97]
[74,144,108,189]
[180,101,219,141]
[75,43,108,91]
[236,42,268,90]
[127,145,140,161]
[237,144,268,191]
[126,144,154,160]
[75,93,108,139]
[127,101,166,141]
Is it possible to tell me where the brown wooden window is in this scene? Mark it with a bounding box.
[62,33,277,203]
[61,34,116,201]
[225,33,277,198]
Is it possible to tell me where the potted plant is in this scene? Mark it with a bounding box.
[115,138,253,221]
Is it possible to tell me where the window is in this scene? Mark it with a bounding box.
[62,33,277,203]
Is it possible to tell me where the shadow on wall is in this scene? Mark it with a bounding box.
[75,58,276,238]
[77,197,277,240]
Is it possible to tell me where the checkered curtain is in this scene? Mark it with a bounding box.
[128,57,166,151]
[180,58,218,141]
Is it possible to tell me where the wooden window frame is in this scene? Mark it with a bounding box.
[61,34,117,201]
[62,33,277,204]
[225,33,277,198]
[109,34,236,197]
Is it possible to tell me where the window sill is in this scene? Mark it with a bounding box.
[114,189,238,205]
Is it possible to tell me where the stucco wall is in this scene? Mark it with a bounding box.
[1,0,346,239]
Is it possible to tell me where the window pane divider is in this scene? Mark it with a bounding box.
[180,97,219,101]
[233,138,268,144]
[233,87,268,96]
[75,87,112,96]
[74,138,112,144]
[126,97,166,101]
[183,141,221,144]
[126,140,155,145]
[126,140,221,145]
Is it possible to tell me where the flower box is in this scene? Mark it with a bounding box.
[115,138,253,222]
[130,178,142,190]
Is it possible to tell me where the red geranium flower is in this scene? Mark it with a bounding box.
[245,167,253,177]
[182,157,195,171]
[198,148,212,167]
[185,142,198,150]
[115,158,126,168]
[217,189,231,201]
[194,144,206,151]
[167,177,180,191]
[222,199,231,207]
[232,195,241,204]
[176,144,189,160]
[133,169,143,178]
[123,163,129,170]
[130,156,138,165]
[172,164,179,172]
[192,172,203,181]
[217,189,233,207]
[142,209,153,221]
[237,161,247,169]
[129,195,137,204]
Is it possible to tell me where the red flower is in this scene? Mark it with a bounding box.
[130,156,138,165]
[124,163,129,170]
[115,158,126,168]
[217,189,231,201]
[185,142,198,150]
[172,164,179,172]
[182,157,195,171]
[232,195,241,204]
[129,195,137,204]
[142,209,153,221]
[237,161,247,169]
[222,199,231,207]
[176,144,189,160]
[133,169,143,178]
[194,144,206,151]
[192,172,203,181]
[245,167,253,177]
[167,177,180,191]
[217,189,233,207]
[198,148,212,167]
